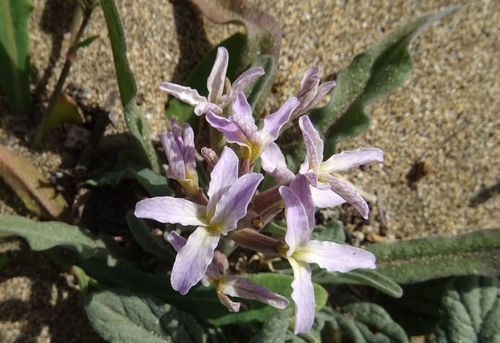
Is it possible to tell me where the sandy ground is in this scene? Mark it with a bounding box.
[0,0,498,341]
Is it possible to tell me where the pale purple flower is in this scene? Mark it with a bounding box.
[167,231,288,312]
[292,67,336,119]
[160,119,199,195]
[206,93,299,162]
[279,175,376,334]
[135,147,263,294]
[160,47,265,116]
[261,116,383,218]
[298,116,383,219]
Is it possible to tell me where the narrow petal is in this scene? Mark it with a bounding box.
[324,175,369,219]
[299,67,320,94]
[299,240,376,272]
[207,147,239,216]
[135,197,206,226]
[310,187,346,208]
[171,227,220,294]
[206,112,250,146]
[279,186,311,253]
[166,231,186,252]
[160,82,206,106]
[261,142,295,185]
[194,102,222,116]
[263,97,300,140]
[289,258,315,334]
[211,173,263,233]
[298,116,324,170]
[232,93,256,125]
[207,47,229,102]
[159,131,185,181]
[182,124,197,171]
[230,67,265,100]
[322,148,384,173]
[310,81,336,107]
[290,175,315,231]
[216,290,242,312]
[220,276,289,309]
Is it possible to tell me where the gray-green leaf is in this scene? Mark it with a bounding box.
[99,0,159,172]
[369,229,500,284]
[0,214,106,259]
[85,289,204,343]
[126,212,173,261]
[433,276,500,343]
[0,0,32,116]
[320,303,408,343]
[249,307,292,343]
[310,6,458,155]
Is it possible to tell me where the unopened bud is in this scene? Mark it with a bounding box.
[201,147,219,170]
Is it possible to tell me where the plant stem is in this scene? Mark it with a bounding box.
[34,3,95,144]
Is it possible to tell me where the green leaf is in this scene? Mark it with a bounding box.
[0,214,107,258]
[72,34,99,50]
[207,273,328,326]
[0,145,68,219]
[126,212,173,261]
[87,160,169,196]
[310,6,458,155]
[99,0,159,172]
[320,303,408,343]
[164,33,247,124]
[311,220,346,243]
[313,268,403,298]
[249,307,293,343]
[246,54,275,115]
[34,93,84,143]
[433,276,500,342]
[368,229,500,284]
[0,0,32,116]
[85,289,204,343]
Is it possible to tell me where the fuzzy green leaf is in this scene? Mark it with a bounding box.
[249,307,293,343]
[87,161,169,197]
[320,303,408,343]
[99,0,159,172]
[368,229,500,284]
[0,214,106,259]
[126,212,173,261]
[0,0,32,116]
[310,6,458,155]
[433,276,500,342]
[313,268,403,298]
[85,289,204,343]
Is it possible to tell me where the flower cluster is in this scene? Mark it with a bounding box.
[135,47,383,334]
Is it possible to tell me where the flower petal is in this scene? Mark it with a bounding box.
[261,142,295,185]
[135,197,206,226]
[310,187,346,208]
[207,147,239,216]
[220,276,289,309]
[290,175,315,231]
[211,173,263,233]
[216,290,242,312]
[206,112,250,146]
[166,231,186,252]
[194,102,222,116]
[289,258,315,334]
[310,81,336,107]
[207,47,229,102]
[160,82,206,106]
[182,123,197,171]
[322,148,384,173]
[171,227,220,294]
[159,131,185,181]
[323,175,369,219]
[230,67,265,100]
[232,93,256,125]
[279,185,311,253]
[263,97,300,140]
[299,240,376,272]
[298,116,324,170]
